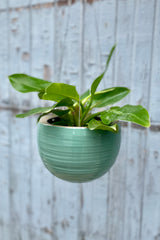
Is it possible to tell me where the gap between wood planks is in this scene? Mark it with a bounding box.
[0,0,102,13]
[0,105,159,132]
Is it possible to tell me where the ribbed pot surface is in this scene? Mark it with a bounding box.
[37,117,121,183]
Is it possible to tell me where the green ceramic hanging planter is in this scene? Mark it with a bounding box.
[8,45,150,183]
[37,115,121,183]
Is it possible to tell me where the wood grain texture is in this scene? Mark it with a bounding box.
[0,0,160,239]
[123,1,156,240]
[141,129,160,240]
[0,10,9,107]
[9,115,32,240]
[8,0,31,8]
[8,7,32,109]
[0,110,11,240]
[30,4,54,108]
[29,5,54,240]
[149,0,160,123]
[30,117,54,240]
[106,1,135,239]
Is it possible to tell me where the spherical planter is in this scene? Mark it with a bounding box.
[37,115,121,183]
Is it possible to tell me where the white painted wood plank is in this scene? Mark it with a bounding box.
[141,129,160,240]
[8,8,33,109]
[123,1,155,239]
[8,0,30,8]
[54,2,70,84]
[7,6,33,239]
[129,0,155,108]
[0,11,9,107]
[82,0,102,93]
[53,0,83,92]
[123,128,147,240]
[9,114,32,240]
[149,0,160,123]
[31,7,54,78]
[113,0,135,105]
[0,1,8,9]
[106,126,128,240]
[97,0,117,90]
[140,3,160,238]
[0,7,10,240]
[30,117,54,240]
[8,9,21,109]
[81,0,117,92]
[60,1,82,90]
[31,0,56,5]
[53,180,81,240]
[80,176,108,240]
[0,110,11,240]
[29,6,54,240]
[31,6,54,108]
[106,1,135,239]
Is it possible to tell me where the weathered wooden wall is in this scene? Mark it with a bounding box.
[0,0,160,239]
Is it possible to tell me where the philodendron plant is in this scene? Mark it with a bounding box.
[9,46,150,133]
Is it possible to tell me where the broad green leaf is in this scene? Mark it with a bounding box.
[91,45,116,95]
[55,97,74,107]
[37,98,74,122]
[9,74,51,93]
[43,83,79,102]
[101,104,150,127]
[91,73,104,95]
[16,106,54,118]
[91,87,130,108]
[16,97,74,119]
[52,109,70,116]
[80,89,90,100]
[88,119,119,133]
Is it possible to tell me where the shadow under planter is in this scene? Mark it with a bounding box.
[37,115,121,183]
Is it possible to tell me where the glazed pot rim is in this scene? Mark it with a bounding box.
[39,114,88,129]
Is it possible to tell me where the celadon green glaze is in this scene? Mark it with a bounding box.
[37,115,121,183]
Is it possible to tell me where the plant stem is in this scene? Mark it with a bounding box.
[83,111,105,125]
[80,101,84,113]
[80,97,93,125]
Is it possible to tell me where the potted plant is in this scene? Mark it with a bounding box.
[8,46,150,183]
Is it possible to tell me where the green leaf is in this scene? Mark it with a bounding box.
[37,112,50,123]
[88,119,119,133]
[80,89,90,100]
[43,83,79,102]
[16,97,74,119]
[83,111,105,125]
[91,72,105,96]
[16,106,54,118]
[38,91,45,99]
[52,109,70,116]
[91,87,130,108]
[9,74,51,93]
[91,45,116,95]
[38,98,74,122]
[101,104,150,127]
[55,97,74,108]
